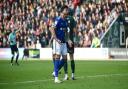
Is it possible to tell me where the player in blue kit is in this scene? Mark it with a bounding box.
[51,6,76,81]
[50,5,72,83]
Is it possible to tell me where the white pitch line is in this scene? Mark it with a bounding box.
[0,83,9,85]
[87,73,128,78]
[0,73,128,85]
[13,79,53,84]
[0,79,54,85]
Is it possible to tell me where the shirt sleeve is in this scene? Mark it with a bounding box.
[54,17,60,28]
[8,34,11,42]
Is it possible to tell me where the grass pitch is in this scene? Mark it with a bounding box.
[0,60,128,89]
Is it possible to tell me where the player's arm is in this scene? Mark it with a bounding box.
[66,27,72,46]
[8,34,11,42]
[73,17,77,36]
[49,27,54,47]
[15,24,22,33]
[49,22,61,44]
[49,23,56,40]
[67,17,76,46]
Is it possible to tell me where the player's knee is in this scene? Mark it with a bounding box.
[69,54,73,60]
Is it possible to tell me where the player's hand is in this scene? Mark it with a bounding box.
[48,42,52,47]
[54,37,62,44]
[56,39,62,44]
[68,40,73,47]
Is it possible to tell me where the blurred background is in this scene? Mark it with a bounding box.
[0,0,128,59]
[0,0,127,48]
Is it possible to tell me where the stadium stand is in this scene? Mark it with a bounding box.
[0,0,127,48]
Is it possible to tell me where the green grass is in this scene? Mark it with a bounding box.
[0,60,128,89]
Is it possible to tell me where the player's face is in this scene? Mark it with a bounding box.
[11,29,14,33]
[11,28,15,34]
[62,8,68,19]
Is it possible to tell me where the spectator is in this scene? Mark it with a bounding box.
[0,0,127,48]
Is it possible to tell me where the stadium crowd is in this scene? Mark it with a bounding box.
[0,0,127,48]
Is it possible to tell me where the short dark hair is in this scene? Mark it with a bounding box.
[60,5,68,12]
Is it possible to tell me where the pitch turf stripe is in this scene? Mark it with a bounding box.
[0,73,128,85]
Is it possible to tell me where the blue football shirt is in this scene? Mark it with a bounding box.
[54,17,68,43]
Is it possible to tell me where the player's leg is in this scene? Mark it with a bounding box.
[22,54,24,60]
[26,49,29,60]
[11,54,15,66]
[63,58,68,76]
[62,55,68,80]
[52,40,57,77]
[60,43,68,80]
[54,43,68,83]
[69,53,75,80]
[68,43,75,80]
[63,43,69,80]
[51,38,56,71]
[10,45,15,66]
[15,51,19,65]
[52,39,61,83]
[53,54,56,67]
[52,53,62,77]
[54,54,62,83]
[58,43,67,70]
[52,54,56,76]
[15,45,19,65]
